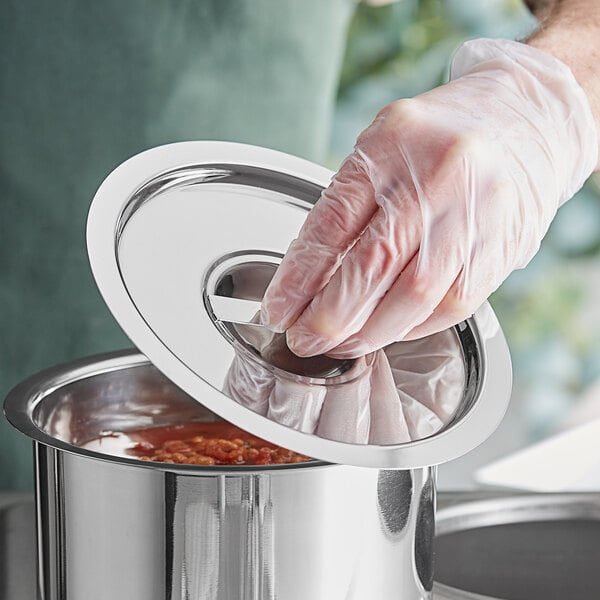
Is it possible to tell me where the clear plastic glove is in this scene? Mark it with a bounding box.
[223,328,465,445]
[261,38,598,359]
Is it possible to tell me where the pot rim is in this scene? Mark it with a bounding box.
[3,349,333,474]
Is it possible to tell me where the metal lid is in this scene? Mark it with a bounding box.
[86,141,512,469]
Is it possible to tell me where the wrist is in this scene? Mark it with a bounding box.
[527,8,600,170]
[450,38,598,196]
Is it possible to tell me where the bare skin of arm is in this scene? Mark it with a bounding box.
[526,0,600,169]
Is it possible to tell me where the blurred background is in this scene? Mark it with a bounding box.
[332,0,600,487]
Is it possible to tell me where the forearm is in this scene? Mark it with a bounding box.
[526,0,600,169]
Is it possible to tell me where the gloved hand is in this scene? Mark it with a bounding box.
[223,326,465,445]
[261,38,598,358]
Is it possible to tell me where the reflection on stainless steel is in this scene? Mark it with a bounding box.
[217,259,484,446]
[207,294,262,325]
[212,258,357,379]
[224,323,467,445]
[224,330,373,441]
[213,249,466,444]
[232,323,356,379]
[5,351,435,600]
[5,490,600,600]
[415,478,436,592]
[434,493,600,600]
[86,142,512,468]
[4,492,600,600]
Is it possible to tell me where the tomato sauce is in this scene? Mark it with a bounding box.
[83,421,311,466]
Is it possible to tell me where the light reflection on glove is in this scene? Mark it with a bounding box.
[261,38,598,359]
[223,327,465,445]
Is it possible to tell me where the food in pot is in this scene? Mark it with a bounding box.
[83,421,311,466]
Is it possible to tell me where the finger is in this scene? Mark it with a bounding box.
[327,137,501,358]
[326,250,462,358]
[401,273,490,341]
[286,122,490,358]
[315,356,371,443]
[285,173,422,357]
[367,350,411,445]
[402,185,517,342]
[261,153,379,332]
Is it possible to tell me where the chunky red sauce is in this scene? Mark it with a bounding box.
[83,421,311,466]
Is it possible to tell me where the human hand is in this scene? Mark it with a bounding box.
[261,38,598,358]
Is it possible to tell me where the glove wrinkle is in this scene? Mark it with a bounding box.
[271,38,597,356]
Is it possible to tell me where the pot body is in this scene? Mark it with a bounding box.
[5,351,435,600]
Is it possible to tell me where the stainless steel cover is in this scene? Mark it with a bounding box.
[86,141,512,468]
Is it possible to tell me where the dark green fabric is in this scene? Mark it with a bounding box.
[0,0,354,490]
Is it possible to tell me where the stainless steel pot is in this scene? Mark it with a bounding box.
[434,493,600,600]
[4,143,513,600]
[5,350,435,600]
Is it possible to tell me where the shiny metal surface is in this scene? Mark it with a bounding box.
[207,294,263,325]
[434,493,600,600]
[206,296,355,380]
[86,141,512,468]
[4,492,600,600]
[5,351,435,600]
